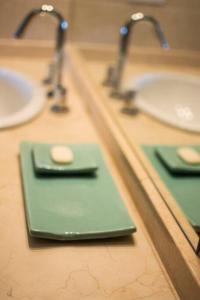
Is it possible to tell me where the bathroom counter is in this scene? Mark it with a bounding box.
[0,41,178,300]
[67,43,200,299]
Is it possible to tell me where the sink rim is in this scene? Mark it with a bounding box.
[129,72,200,133]
[0,68,45,129]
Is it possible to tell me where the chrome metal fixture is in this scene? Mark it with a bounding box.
[103,12,169,101]
[14,4,69,113]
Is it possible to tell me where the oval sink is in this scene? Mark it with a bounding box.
[0,68,45,129]
[132,73,200,132]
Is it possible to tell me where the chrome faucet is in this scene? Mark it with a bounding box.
[103,12,169,100]
[14,4,69,113]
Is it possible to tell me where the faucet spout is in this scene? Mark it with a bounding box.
[14,4,68,104]
[103,12,169,98]
[14,4,67,53]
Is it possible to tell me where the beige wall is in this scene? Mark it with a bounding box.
[0,0,200,51]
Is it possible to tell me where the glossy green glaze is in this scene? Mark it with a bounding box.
[33,143,98,175]
[143,145,200,233]
[20,142,136,240]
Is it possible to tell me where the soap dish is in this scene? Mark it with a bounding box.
[32,143,98,175]
[20,142,136,240]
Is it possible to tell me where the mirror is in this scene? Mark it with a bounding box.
[75,44,200,254]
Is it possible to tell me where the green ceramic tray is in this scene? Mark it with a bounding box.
[142,145,200,232]
[20,142,136,240]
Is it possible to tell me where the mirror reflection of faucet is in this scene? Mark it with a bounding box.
[103,12,169,114]
[120,90,139,116]
[14,4,69,113]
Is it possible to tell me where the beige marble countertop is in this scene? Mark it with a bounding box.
[0,43,179,300]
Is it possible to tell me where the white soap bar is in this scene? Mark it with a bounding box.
[51,146,74,164]
[177,147,200,165]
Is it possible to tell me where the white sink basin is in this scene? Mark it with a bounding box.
[0,68,45,129]
[132,73,200,132]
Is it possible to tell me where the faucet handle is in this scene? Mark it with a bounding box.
[120,90,138,115]
[51,85,69,113]
[102,66,117,87]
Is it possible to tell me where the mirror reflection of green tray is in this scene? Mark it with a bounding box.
[142,145,200,232]
[20,142,136,240]
[155,145,200,175]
